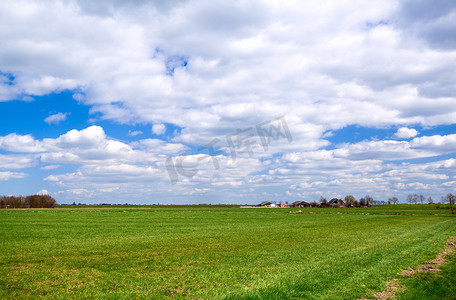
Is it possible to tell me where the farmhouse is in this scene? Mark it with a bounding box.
[328,198,345,207]
[290,201,310,208]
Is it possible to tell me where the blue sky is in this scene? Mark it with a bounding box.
[1,0,456,204]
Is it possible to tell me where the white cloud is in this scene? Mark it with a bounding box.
[333,140,428,160]
[58,188,92,196]
[44,163,163,185]
[0,0,455,136]
[132,138,187,155]
[393,127,418,139]
[0,133,45,153]
[54,126,106,149]
[128,130,143,137]
[0,126,189,168]
[36,189,49,195]
[0,154,36,169]
[29,126,456,203]
[411,134,456,153]
[45,112,68,124]
[152,123,166,135]
[0,73,21,101]
[40,165,61,170]
[442,181,456,187]
[0,171,26,181]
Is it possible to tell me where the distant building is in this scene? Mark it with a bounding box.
[258,201,274,207]
[328,198,345,207]
[290,201,310,208]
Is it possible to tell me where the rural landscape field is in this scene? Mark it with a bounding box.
[2,1,456,299]
[1,205,455,299]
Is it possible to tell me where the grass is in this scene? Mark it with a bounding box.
[396,249,456,300]
[0,205,455,299]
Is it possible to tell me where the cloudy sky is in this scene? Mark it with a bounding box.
[1,0,455,204]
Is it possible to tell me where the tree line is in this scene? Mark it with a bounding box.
[387,193,455,214]
[0,195,57,208]
[316,195,374,207]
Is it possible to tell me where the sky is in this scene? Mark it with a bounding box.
[1,0,456,205]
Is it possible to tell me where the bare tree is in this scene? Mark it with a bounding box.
[418,195,425,208]
[447,193,456,205]
[320,196,327,204]
[365,195,374,206]
[388,197,399,205]
[445,193,455,214]
[344,195,355,207]
[427,196,433,205]
[407,194,414,205]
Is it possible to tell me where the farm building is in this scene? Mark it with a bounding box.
[290,201,310,208]
[328,198,345,207]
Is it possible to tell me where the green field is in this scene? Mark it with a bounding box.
[0,205,455,299]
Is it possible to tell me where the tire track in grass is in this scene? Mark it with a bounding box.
[360,236,456,300]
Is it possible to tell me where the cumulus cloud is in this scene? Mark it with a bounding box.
[45,112,68,124]
[152,123,166,135]
[395,0,456,50]
[2,125,456,202]
[1,0,455,135]
[44,163,163,185]
[0,154,36,169]
[411,134,456,153]
[393,127,419,139]
[0,133,45,153]
[334,140,428,160]
[36,189,49,195]
[53,126,107,149]
[0,126,189,166]
[0,171,26,181]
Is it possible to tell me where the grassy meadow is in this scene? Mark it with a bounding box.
[0,204,455,299]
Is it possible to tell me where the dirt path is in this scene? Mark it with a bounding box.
[359,236,456,300]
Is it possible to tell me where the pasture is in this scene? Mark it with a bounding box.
[0,205,455,299]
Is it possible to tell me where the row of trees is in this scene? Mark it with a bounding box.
[0,195,57,208]
[344,195,374,207]
[319,193,454,212]
[319,195,374,207]
[388,194,430,206]
[387,193,455,214]
[405,194,433,206]
[387,194,456,206]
